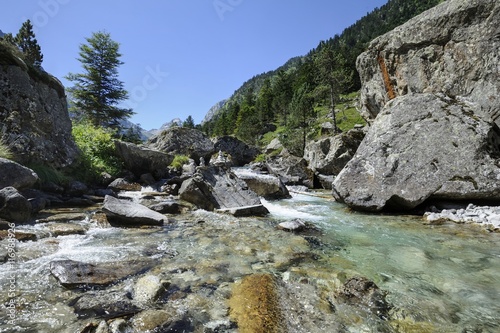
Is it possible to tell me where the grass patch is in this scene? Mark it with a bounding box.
[170,155,190,170]
[28,163,69,186]
[0,138,13,160]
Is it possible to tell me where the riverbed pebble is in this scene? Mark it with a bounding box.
[425,205,500,231]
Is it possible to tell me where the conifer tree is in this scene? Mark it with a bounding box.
[182,115,195,129]
[66,31,132,128]
[314,43,350,134]
[15,20,43,67]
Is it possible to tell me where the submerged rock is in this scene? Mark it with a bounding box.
[133,275,169,305]
[228,274,286,333]
[278,219,306,232]
[50,259,155,289]
[102,195,167,227]
[70,291,140,319]
[337,276,391,319]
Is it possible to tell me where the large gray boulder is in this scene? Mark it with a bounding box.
[213,136,260,166]
[0,45,78,168]
[114,140,174,178]
[232,168,290,200]
[147,127,215,162]
[102,195,167,226]
[304,129,365,176]
[0,187,32,222]
[267,154,315,188]
[357,0,500,124]
[179,166,268,216]
[333,94,500,211]
[0,158,39,190]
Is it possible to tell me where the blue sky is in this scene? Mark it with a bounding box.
[1,0,388,130]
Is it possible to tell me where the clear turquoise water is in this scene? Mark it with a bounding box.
[0,191,499,332]
[265,193,500,332]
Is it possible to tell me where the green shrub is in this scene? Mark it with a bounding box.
[0,138,13,159]
[170,155,190,170]
[72,122,123,182]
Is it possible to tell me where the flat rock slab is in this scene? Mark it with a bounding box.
[50,259,155,289]
[216,204,269,217]
[102,195,167,227]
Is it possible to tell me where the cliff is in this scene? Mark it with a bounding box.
[0,42,78,168]
[333,0,500,211]
[357,0,499,123]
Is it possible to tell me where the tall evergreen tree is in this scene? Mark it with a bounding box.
[314,44,351,134]
[15,20,43,67]
[182,115,195,129]
[287,83,315,156]
[66,31,133,128]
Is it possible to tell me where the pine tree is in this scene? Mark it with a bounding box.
[287,83,315,156]
[182,115,195,129]
[1,33,16,46]
[314,43,351,134]
[66,31,133,128]
[15,20,43,67]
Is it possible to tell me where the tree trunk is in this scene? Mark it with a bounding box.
[330,84,337,134]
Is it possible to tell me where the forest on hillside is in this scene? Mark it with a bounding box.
[201,0,444,155]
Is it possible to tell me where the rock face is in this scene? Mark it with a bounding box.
[357,0,500,123]
[179,166,268,216]
[0,187,31,222]
[147,127,215,162]
[267,155,314,188]
[232,168,290,200]
[213,136,260,166]
[0,45,78,168]
[102,195,167,226]
[333,94,500,211]
[0,158,39,190]
[333,0,500,211]
[114,140,174,178]
[304,129,365,176]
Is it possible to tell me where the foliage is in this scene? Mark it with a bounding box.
[287,83,315,155]
[28,164,69,186]
[170,155,190,170]
[0,137,13,160]
[15,20,43,67]
[72,121,123,182]
[182,115,195,129]
[66,31,133,129]
[202,0,442,149]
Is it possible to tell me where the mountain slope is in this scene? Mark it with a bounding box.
[202,0,444,140]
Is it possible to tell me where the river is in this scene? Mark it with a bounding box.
[0,190,499,332]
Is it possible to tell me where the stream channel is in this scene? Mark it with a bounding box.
[0,185,499,332]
